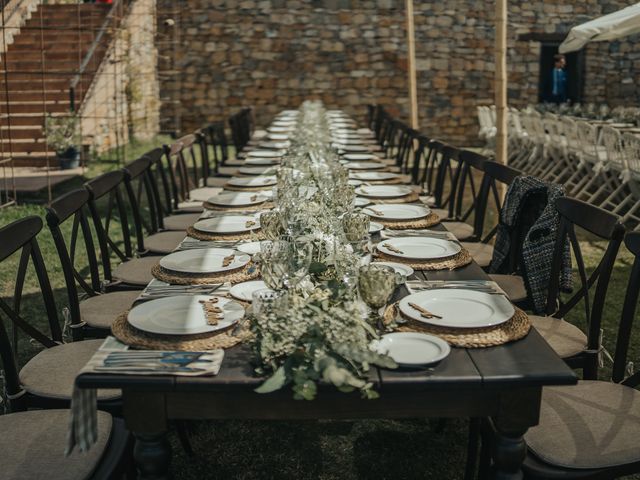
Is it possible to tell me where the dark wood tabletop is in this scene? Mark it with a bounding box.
[77,221,577,479]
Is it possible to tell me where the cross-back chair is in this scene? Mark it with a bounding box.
[0,216,121,412]
[46,188,143,337]
[84,172,160,288]
[531,197,625,380]
[520,230,640,478]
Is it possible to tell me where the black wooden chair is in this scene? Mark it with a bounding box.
[460,160,526,302]
[46,189,143,335]
[84,171,160,288]
[0,216,121,411]
[519,231,640,478]
[529,197,625,380]
[122,155,185,255]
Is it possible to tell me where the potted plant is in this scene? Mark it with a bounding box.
[45,113,81,170]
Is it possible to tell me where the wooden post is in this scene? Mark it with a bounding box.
[495,0,508,165]
[405,0,419,129]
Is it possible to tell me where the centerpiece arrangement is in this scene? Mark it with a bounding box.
[250,101,399,399]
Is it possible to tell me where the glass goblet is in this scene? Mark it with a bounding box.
[260,211,284,241]
[358,264,399,329]
[342,212,370,242]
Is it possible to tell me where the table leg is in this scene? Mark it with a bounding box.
[490,387,542,480]
[123,390,170,479]
[134,433,172,480]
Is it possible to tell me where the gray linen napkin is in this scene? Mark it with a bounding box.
[66,337,224,455]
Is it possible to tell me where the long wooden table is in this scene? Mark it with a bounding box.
[78,236,577,479]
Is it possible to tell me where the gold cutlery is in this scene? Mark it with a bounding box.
[408,302,443,319]
[382,243,404,254]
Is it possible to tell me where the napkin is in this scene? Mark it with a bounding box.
[66,337,224,455]
[137,279,224,302]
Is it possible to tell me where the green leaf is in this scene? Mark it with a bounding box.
[255,366,288,394]
[308,261,328,274]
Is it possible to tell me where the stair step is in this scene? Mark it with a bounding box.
[0,128,44,140]
[1,48,106,62]
[2,142,54,154]
[2,102,70,114]
[0,156,60,168]
[0,91,68,102]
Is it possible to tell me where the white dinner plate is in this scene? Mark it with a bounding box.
[244,157,280,166]
[354,197,372,207]
[268,126,294,133]
[229,280,268,302]
[362,204,430,220]
[340,144,369,152]
[227,176,276,187]
[267,133,289,141]
[371,332,450,366]
[247,150,285,158]
[128,295,244,335]
[351,171,399,181]
[160,248,250,273]
[272,120,297,127]
[346,161,386,170]
[237,240,270,255]
[348,179,363,186]
[344,153,378,161]
[193,215,261,234]
[206,192,268,207]
[259,141,290,150]
[399,289,515,329]
[377,237,461,260]
[356,185,413,199]
[238,166,273,175]
[369,221,384,234]
[372,261,414,277]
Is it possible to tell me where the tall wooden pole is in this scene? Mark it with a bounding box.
[495,0,508,165]
[405,0,419,129]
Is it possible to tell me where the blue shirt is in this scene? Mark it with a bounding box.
[552,68,567,98]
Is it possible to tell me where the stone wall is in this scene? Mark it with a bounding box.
[156,0,640,146]
[80,0,160,152]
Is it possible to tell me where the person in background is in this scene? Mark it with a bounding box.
[550,54,567,104]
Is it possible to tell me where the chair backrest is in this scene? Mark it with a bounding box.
[203,122,229,175]
[476,161,522,241]
[454,150,491,230]
[576,120,599,163]
[0,216,62,400]
[122,155,160,254]
[84,170,135,263]
[622,132,640,175]
[601,126,627,172]
[546,197,625,362]
[144,147,173,222]
[46,188,110,328]
[611,231,640,383]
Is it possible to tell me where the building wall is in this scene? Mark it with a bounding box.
[80,0,160,152]
[156,0,640,146]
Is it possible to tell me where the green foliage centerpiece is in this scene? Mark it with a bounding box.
[250,101,397,400]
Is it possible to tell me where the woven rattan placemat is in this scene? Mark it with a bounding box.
[151,263,260,285]
[376,212,441,230]
[374,248,472,271]
[203,201,274,212]
[186,225,265,241]
[111,311,252,351]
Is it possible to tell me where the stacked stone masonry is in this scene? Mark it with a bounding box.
[156,0,640,146]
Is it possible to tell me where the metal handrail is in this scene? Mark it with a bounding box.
[68,0,128,112]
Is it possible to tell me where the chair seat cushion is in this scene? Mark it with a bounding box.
[442,221,474,241]
[526,381,640,469]
[145,230,186,254]
[79,290,142,329]
[217,166,239,177]
[461,242,494,268]
[431,208,449,219]
[490,274,527,302]
[529,315,587,358]
[19,339,120,401]
[189,187,223,202]
[0,409,112,480]
[176,201,204,213]
[206,176,230,187]
[162,213,201,231]
[112,256,159,287]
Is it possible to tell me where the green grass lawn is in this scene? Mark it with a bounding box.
[1,149,639,478]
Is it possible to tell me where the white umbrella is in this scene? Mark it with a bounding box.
[559,2,640,53]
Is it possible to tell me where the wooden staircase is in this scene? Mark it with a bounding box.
[0,3,112,167]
